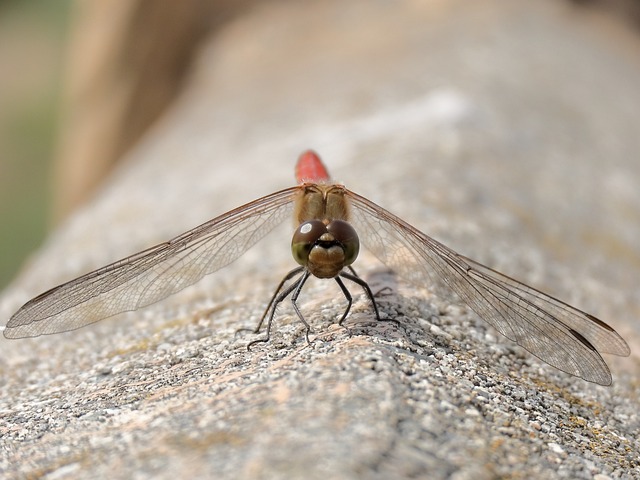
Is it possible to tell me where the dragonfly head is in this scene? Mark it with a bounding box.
[291,219,359,278]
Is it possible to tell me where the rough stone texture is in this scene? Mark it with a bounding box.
[1,1,639,479]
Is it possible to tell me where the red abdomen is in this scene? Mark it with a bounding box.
[295,150,331,183]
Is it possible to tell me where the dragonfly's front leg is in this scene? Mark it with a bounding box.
[251,266,304,334]
[289,270,313,344]
[240,267,304,349]
[340,267,400,328]
[333,276,353,328]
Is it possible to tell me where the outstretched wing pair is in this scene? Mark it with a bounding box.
[5,182,630,385]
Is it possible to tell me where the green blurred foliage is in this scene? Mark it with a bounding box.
[0,0,71,290]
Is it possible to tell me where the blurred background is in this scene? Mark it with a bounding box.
[0,0,70,289]
[1,0,640,292]
[0,0,224,289]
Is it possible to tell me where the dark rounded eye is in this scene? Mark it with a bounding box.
[326,220,359,266]
[291,220,327,266]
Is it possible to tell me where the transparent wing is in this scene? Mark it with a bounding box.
[346,189,630,386]
[5,187,299,339]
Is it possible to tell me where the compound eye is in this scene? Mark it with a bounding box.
[326,220,360,266]
[291,220,327,266]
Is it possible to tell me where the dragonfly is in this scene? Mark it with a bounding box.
[4,151,630,385]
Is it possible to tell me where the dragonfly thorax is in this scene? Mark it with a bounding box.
[294,184,350,225]
[291,219,360,279]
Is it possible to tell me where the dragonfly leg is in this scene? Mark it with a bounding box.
[289,270,314,344]
[245,267,304,350]
[257,267,304,334]
[340,269,381,321]
[333,276,353,328]
[340,268,400,327]
[346,266,394,298]
[373,286,394,297]
[236,267,304,337]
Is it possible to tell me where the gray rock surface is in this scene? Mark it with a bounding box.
[1,1,639,478]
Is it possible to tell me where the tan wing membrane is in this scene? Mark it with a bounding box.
[5,187,298,338]
[346,189,629,386]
